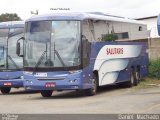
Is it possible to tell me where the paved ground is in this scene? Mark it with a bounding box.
[0,85,160,114]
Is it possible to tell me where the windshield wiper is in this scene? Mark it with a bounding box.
[33,51,46,71]
[33,43,65,71]
[7,55,19,69]
[54,49,65,67]
[54,43,65,67]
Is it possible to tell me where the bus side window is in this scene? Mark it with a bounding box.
[82,20,93,42]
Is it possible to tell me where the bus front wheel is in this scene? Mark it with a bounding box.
[0,87,11,94]
[85,74,97,96]
[40,90,53,97]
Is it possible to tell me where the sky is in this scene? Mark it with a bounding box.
[0,0,160,20]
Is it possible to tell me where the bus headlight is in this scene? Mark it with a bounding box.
[26,80,33,84]
[20,76,24,79]
[69,79,78,83]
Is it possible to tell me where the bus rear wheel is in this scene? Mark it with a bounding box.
[124,70,135,88]
[40,90,53,97]
[85,74,97,96]
[0,87,11,94]
[134,70,140,85]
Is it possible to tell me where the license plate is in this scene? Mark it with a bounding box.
[4,82,12,86]
[45,83,56,88]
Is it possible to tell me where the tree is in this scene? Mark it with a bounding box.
[0,13,21,22]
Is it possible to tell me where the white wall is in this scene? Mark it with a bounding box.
[138,17,159,38]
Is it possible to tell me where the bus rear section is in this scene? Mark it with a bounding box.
[91,42,148,87]
[0,21,24,94]
[22,13,149,97]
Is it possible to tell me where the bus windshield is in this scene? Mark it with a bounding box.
[0,28,24,70]
[25,20,81,68]
[0,45,6,69]
[0,29,8,69]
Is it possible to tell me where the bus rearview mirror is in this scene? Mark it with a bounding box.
[16,37,24,57]
[16,42,20,56]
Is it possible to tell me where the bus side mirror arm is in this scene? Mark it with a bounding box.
[16,37,24,57]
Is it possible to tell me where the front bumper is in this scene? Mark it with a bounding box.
[24,78,82,91]
[23,70,93,91]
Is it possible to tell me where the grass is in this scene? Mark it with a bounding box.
[135,77,160,89]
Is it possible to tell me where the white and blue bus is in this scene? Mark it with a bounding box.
[0,21,24,94]
[21,13,149,97]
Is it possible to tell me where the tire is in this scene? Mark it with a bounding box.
[85,74,98,96]
[134,71,140,86]
[136,67,141,79]
[125,70,135,88]
[40,90,53,97]
[0,87,11,94]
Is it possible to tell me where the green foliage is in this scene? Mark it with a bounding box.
[99,34,118,41]
[0,13,21,22]
[149,59,160,79]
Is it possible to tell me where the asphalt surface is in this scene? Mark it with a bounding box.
[0,85,160,114]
